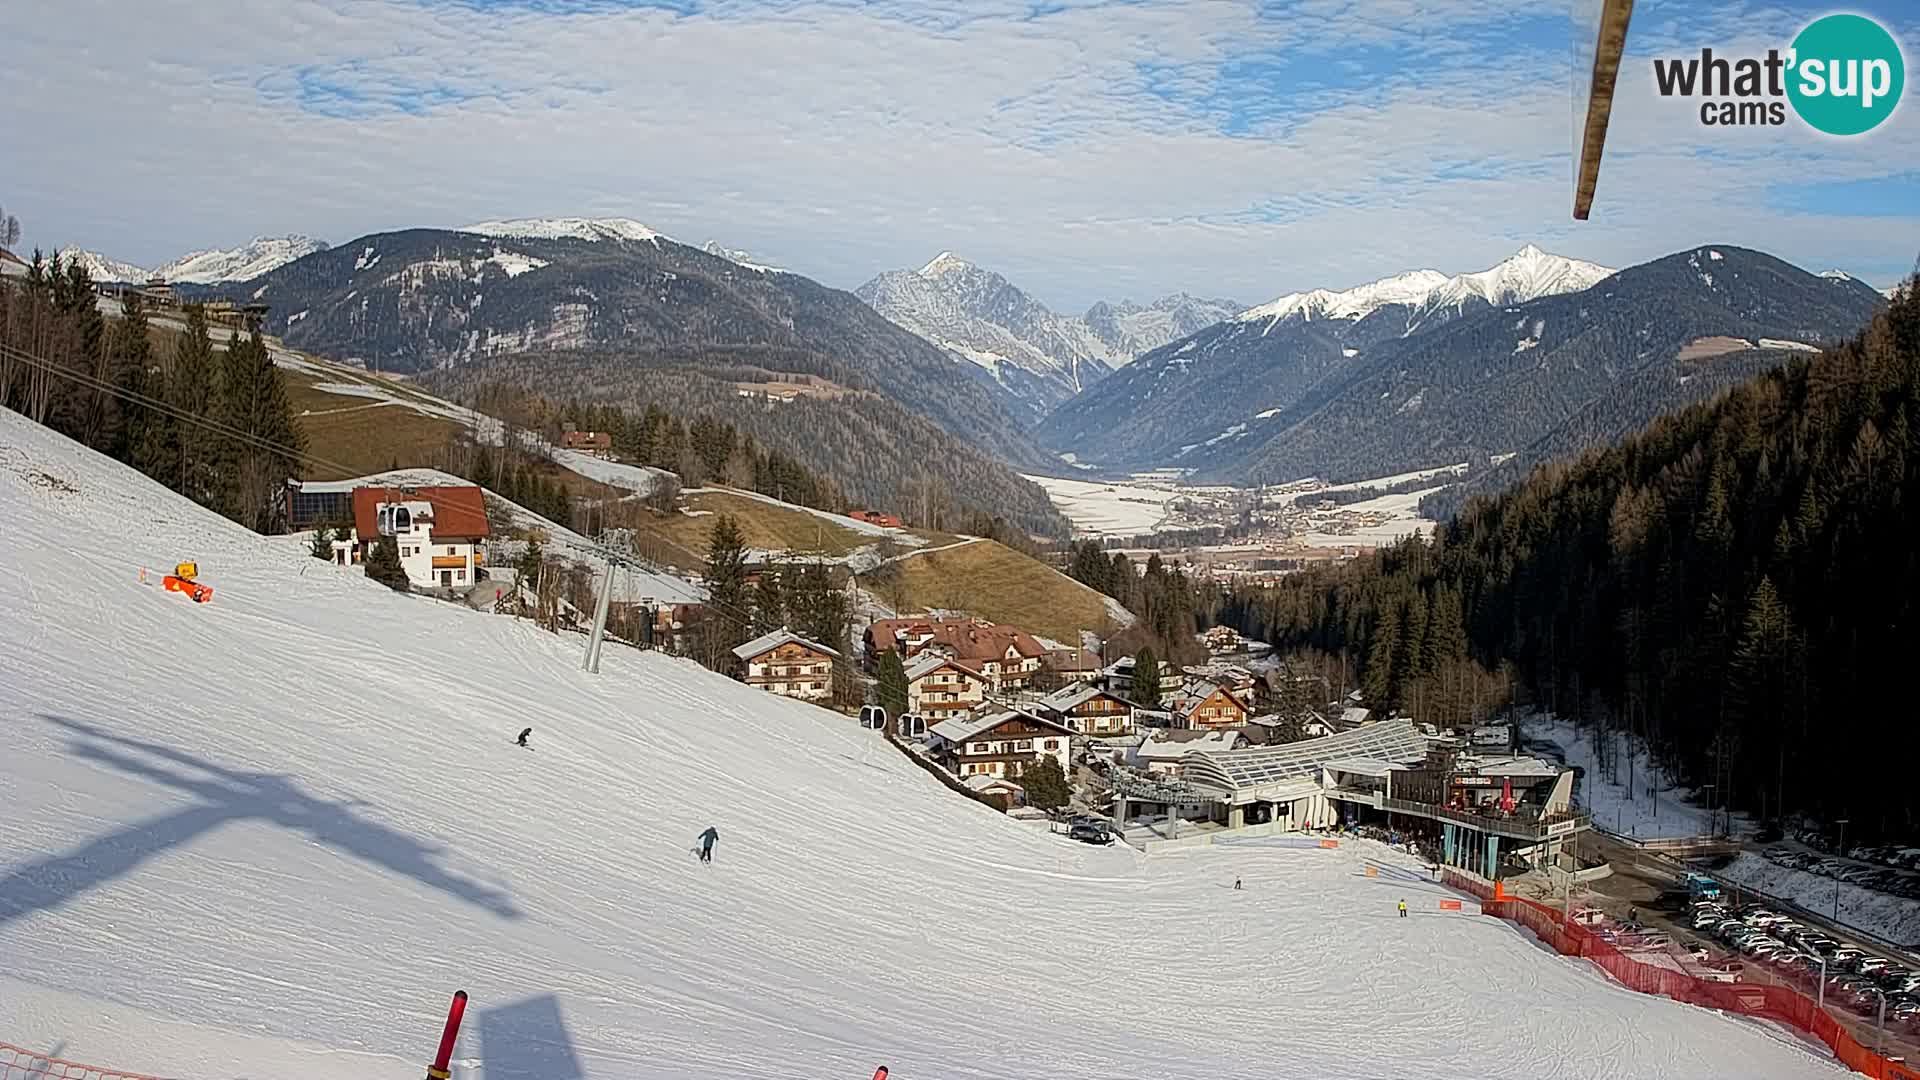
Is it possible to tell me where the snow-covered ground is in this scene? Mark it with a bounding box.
[0,411,1851,1080]
[553,449,675,499]
[1022,474,1181,536]
[1522,715,1738,840]
[1296,485,1445,548]
[1716,854,1920,949]
[1282,462,1471,503]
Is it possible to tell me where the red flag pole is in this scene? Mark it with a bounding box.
[428,990,469,1080]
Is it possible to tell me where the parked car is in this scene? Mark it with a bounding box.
[1067,820,1113,845]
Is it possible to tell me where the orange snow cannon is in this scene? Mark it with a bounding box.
[163,561,213,603]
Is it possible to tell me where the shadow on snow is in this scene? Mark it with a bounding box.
[475,995,585,1080]
[0,715,521,927]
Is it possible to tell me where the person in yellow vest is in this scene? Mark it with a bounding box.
[1398,898,1408,918]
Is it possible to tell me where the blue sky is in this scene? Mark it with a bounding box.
[4,0,1916,310]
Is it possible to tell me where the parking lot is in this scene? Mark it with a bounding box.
[1763,842,1920,901]
[1526,832,1920,1064]
[1681,895,1920,1029]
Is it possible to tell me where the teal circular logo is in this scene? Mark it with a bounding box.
[1787,14,1905,136]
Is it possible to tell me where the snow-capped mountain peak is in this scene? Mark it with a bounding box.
[700,240,785,275]
[1236,246,1613,330]
[459,217,665,246]
[54,236,328,285]
[1236,269,1450,325]
[54,247,151,284]
[1422,245,1614,313]
[858,255,1118,422]
[1819,269,1855,282]
[918,251,973,278]
[155,235,328,284]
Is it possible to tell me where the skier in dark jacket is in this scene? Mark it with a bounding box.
[697,826,720,864]
[517,727,532,747]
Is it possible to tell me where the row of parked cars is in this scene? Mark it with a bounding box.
[1689,899,1920,1027]
[1764,847,1920,899]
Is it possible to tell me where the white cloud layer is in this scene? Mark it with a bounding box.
[4,0,1915,309]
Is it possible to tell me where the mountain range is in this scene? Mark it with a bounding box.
[1037,245,1616,469]
[857,253,1237,423]
[60,236,329,285]
[53,215,1899,534]
[1049,245,1885,493]
[205,218,1071,534]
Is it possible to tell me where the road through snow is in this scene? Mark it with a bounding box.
[0,410,1848,1080]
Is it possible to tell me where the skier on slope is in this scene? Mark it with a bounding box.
[696,825,720,864]
[1398,898,1408,919]
[517,727,533,747]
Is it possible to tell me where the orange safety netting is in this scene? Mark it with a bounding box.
[1442,871,1920,1080]
[0,1044,174,1080]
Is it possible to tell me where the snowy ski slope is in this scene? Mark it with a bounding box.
[0,410,1849,1080]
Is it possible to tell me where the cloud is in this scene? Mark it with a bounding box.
[4,0,1916,309]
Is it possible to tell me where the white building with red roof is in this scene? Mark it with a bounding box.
[349,484,491,590]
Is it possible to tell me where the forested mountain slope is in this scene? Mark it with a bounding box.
[230,227,1056,472]
[1224,247,1884,486]
[419,351,1069,538]
[1224,277,1920,835]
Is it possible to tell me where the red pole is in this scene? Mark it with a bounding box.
[428,990,468,1080]
[872,1069,889,1080]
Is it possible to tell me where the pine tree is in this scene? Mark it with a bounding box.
[790,564,850,658]
[1363,604,1401,708]
[215,328,306,533]
[748,559,787,635]
[109,292,154,463]
[309,522,334,560]
[875,649,909,719]
[1132,646,1161,706]
[1021,754,1072,815]
[364,535,410,592]
[705,515,751,656]
[166,305,219,507]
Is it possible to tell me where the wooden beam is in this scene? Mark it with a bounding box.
[1573,0,1636,221]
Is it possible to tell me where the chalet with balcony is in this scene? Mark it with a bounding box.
[904,652,990,719]
[866,616,1048,692]
[1035,682,1137,737]
[733,628,839,702]
[929,709,1075,782]
[1169,680,1250,732]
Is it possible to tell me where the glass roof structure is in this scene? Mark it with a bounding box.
[1185,719,1430,798]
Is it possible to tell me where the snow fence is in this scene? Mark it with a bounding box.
[1442,870,1920,1080]
[0,1043,173,1080]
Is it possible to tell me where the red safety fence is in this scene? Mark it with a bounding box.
[0,1044,174,1080]
[1442,871,1920,1080]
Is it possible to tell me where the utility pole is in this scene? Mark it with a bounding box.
[583,556,617,674]
[1834,818,1850,922]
